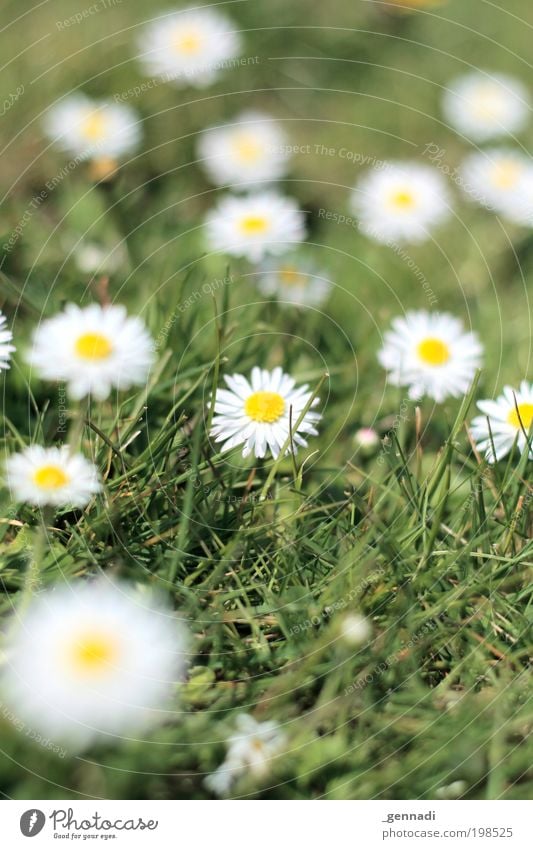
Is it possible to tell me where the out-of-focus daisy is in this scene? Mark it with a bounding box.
[470,381,533,463]
[4,445,101,507]
[137,7,241,88]
[0,310,15,371]
[205,192,306,263]
[43,95,141,161]
[1,581,187,748]
[210,366,321,459]
[73,241,128,276]
[257,256,332,307]
[443,72,530,142]
[205,714,285,797]
[378,311,483,402]
[340,614,372,646]
[351,162,451,244]
[198,111,290,189]
[459,148,533,218]
[353,427,380,454]
[28,304,155,400]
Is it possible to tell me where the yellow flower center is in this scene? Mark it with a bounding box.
[75,332,113,361]
[33,465,69,490]
[245,390,285,423]
[233,135,263,163]
[240,215,269,235]
[173,29,202,54]
[69,629,119,676]
[279,266,306,287]
[417,337,451,366]
[491,160,522,190]
[389,189,416,210]
[507,403,533,430]
[81,111,108,142]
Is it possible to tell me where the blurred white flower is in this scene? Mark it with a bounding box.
[353,427,380,453]
[436,780,468,799]
[205,714,285,796]
[43,95,141,160]
[28,304,155,400]
[1,581,187,748]
[443,72,529,141]
[4,445,101,507]
[470,380,533,463]
[460,148,533,220]
[137,7,241,88]
[0,311,15,371]
[257,256,332,307]
[205,192,306,262]
[341,614,372,646]
[74,241,127,276]
[351,162,451,244]
[378,311,483,402]
[198,111,290,189]
[210,366,321,459]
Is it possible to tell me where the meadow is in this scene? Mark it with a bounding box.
[0,0,531,800]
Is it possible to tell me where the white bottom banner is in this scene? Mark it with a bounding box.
[1,800,530,847]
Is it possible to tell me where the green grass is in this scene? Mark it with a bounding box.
[0,0,531,799]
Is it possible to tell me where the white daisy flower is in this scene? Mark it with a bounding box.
[205,192,306,263]
[443,72,530,141]
[0,310,15,371]
[353,427,380,454]
[257,256,332,307]
[378,311,483,402]
[205,714,285,797]
[459,148,533,217]
[470,381,533,463]
[137,7,241,88]
[340,614,372,646]
[210,366,321,459]
[351,162,451,244]
[198,111,290,189]
[1,580,187,748]
[28,304,155,401]
[43,95,141,161]
[73,241,128,276]
[4,445,101,507]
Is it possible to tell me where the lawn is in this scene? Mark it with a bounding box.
[0,0,531,800]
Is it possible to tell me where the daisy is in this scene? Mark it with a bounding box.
[340,614,372,646]
[4,445,101,507]
[198,111,290,189]
[210,366,321,459]
[43,95,141,161]
[28,304,155,400]
[351,162,451,244]
[205,714,285,797]
[443,72,530,141]
[137,7,241,88]
[205,192,306,263]
[0,310,15,371]
[1,580,187,748]
[73,241,128,276]
[257,255,332,307]
[460,148,533,216]
[378,311,483,402]
[470,381,533,463]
